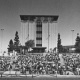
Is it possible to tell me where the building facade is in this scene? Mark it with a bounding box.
[20,15,59,52]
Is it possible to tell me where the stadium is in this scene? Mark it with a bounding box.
[0,15,80,80]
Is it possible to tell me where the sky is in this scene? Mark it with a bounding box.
[0,0,80,52]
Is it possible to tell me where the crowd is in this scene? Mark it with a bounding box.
[15,53,60,74]
[62,53,80,75]
[0,52,80,75]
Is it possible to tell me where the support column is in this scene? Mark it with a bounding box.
[48,21,50,52]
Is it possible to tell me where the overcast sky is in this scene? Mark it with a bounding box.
[0,0,80,52]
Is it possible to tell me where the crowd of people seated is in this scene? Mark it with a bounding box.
[0,52,80,75]
[15,53,60,75]
[62,53,80,75]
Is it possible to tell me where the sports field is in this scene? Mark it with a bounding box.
[0,75,80,80]
[0,77,80,80]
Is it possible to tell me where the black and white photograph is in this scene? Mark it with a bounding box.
[0,0,80,80]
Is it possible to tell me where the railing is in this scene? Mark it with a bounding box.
[0,71,57,78]
[0,70,80,78]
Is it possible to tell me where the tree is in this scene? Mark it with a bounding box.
[14,31,20,46]
[75,33,80,53]
[57,33,63,53]
[14,31,20,52]
[25,40,35,52]
[8,39,14,52]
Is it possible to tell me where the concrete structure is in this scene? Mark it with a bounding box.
[62,45,75,53]
[20,15,59,52]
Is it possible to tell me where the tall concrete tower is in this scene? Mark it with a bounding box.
[20,15,59,52]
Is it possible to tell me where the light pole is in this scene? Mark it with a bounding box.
[71,30,74,45]
[48,21,50,53]
[28,20,29,41]
[1,29,4,54]
[26,21,29,41]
